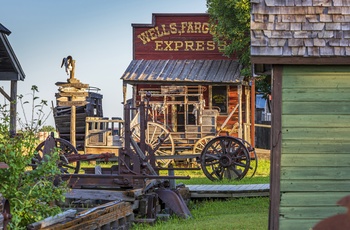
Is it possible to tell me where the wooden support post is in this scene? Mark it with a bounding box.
[123,83,127,104]
[245,85,251,141]
[70,105,76,147]
[251,78,256,147]
[10,80,17,133]
[168,164,175,190]
[238,85,242,138]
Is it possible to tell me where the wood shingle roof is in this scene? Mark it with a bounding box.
[251,0,350,62]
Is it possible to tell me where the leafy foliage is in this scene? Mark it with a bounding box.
[255,75,272,98]
[207,0,271,96]
[17,85,52,133]
[0,88,67,229]
[207,0,251,76]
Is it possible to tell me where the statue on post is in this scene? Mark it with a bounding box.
[61,55,76,82]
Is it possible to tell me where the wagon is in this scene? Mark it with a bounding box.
[82,89,258,180]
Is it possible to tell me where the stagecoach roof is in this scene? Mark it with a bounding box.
[0,23,25,81]
[121,59,244,85]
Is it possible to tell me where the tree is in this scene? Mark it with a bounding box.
[207,0,271,96]
[207,0,251,74]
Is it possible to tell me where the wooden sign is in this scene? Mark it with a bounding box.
[56,96,87,102]
[58,101,88,107]
[55,82,89,89]
[133,13,236,60]
[56,92,89,97]
[59,87,87,92]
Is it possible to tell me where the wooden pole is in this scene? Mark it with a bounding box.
[123,83,127,104]
[251,78,256,147]
[238,85,242,138]
[10,80,17,134]
[70,105,76,147]
[70,60,76,80]
[245,85,251,142]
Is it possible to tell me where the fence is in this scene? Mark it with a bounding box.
[255,108,271,149]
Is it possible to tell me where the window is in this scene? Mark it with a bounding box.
[212,86,227,114]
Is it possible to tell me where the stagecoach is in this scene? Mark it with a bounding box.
[83,86,258,180]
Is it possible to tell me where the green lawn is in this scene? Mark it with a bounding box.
[132,197,269,230]
[132,159,270,230]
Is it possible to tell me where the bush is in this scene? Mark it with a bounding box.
[0,87,68,229]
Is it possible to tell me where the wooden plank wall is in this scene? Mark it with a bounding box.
[279,65,350,229]
[217,85,247,137]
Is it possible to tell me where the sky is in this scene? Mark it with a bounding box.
[0,0,208,128]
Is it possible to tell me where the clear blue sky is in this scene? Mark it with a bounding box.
[1,0,207,127]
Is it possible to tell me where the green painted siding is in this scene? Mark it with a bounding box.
[280,65,350,229]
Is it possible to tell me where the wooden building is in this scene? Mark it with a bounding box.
[0,23,25,133]
[121,13,252,152]
[251,1,350,229]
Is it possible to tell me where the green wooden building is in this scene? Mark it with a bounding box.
[251,1,350,229]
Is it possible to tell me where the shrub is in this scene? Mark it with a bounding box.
[0,87,68,229]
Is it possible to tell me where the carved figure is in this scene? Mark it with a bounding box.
[61,55,73,75]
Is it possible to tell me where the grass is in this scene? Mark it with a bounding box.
[131,159,271,230]
[132,197,269,230]
[167,158,270,185]
[79,158,270,230]
[81,159,270,185]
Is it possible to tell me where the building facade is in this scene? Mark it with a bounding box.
[251,1,350,229]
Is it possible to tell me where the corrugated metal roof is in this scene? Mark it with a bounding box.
[121,60,243,84]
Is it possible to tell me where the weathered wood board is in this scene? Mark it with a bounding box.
[279,66,350,229]
[187,184,269,198]
[31,201,134,230]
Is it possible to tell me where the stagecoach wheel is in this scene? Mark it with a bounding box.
[237,138,258,178]
[200,136,250,181]
[32,137,80,174]
[131,122,175,167]
[193,135,216,154]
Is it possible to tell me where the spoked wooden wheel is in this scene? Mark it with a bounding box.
[131,122,175,167]
[236,138,258,178]
[32,137,80,174]
[200,136,251,181]
[193,135,216,154]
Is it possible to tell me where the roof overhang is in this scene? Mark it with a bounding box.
[121,59,244,85]
[0,24,25,81]
[252,56,350,65]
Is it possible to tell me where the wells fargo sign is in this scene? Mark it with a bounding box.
[133,13,233,60]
